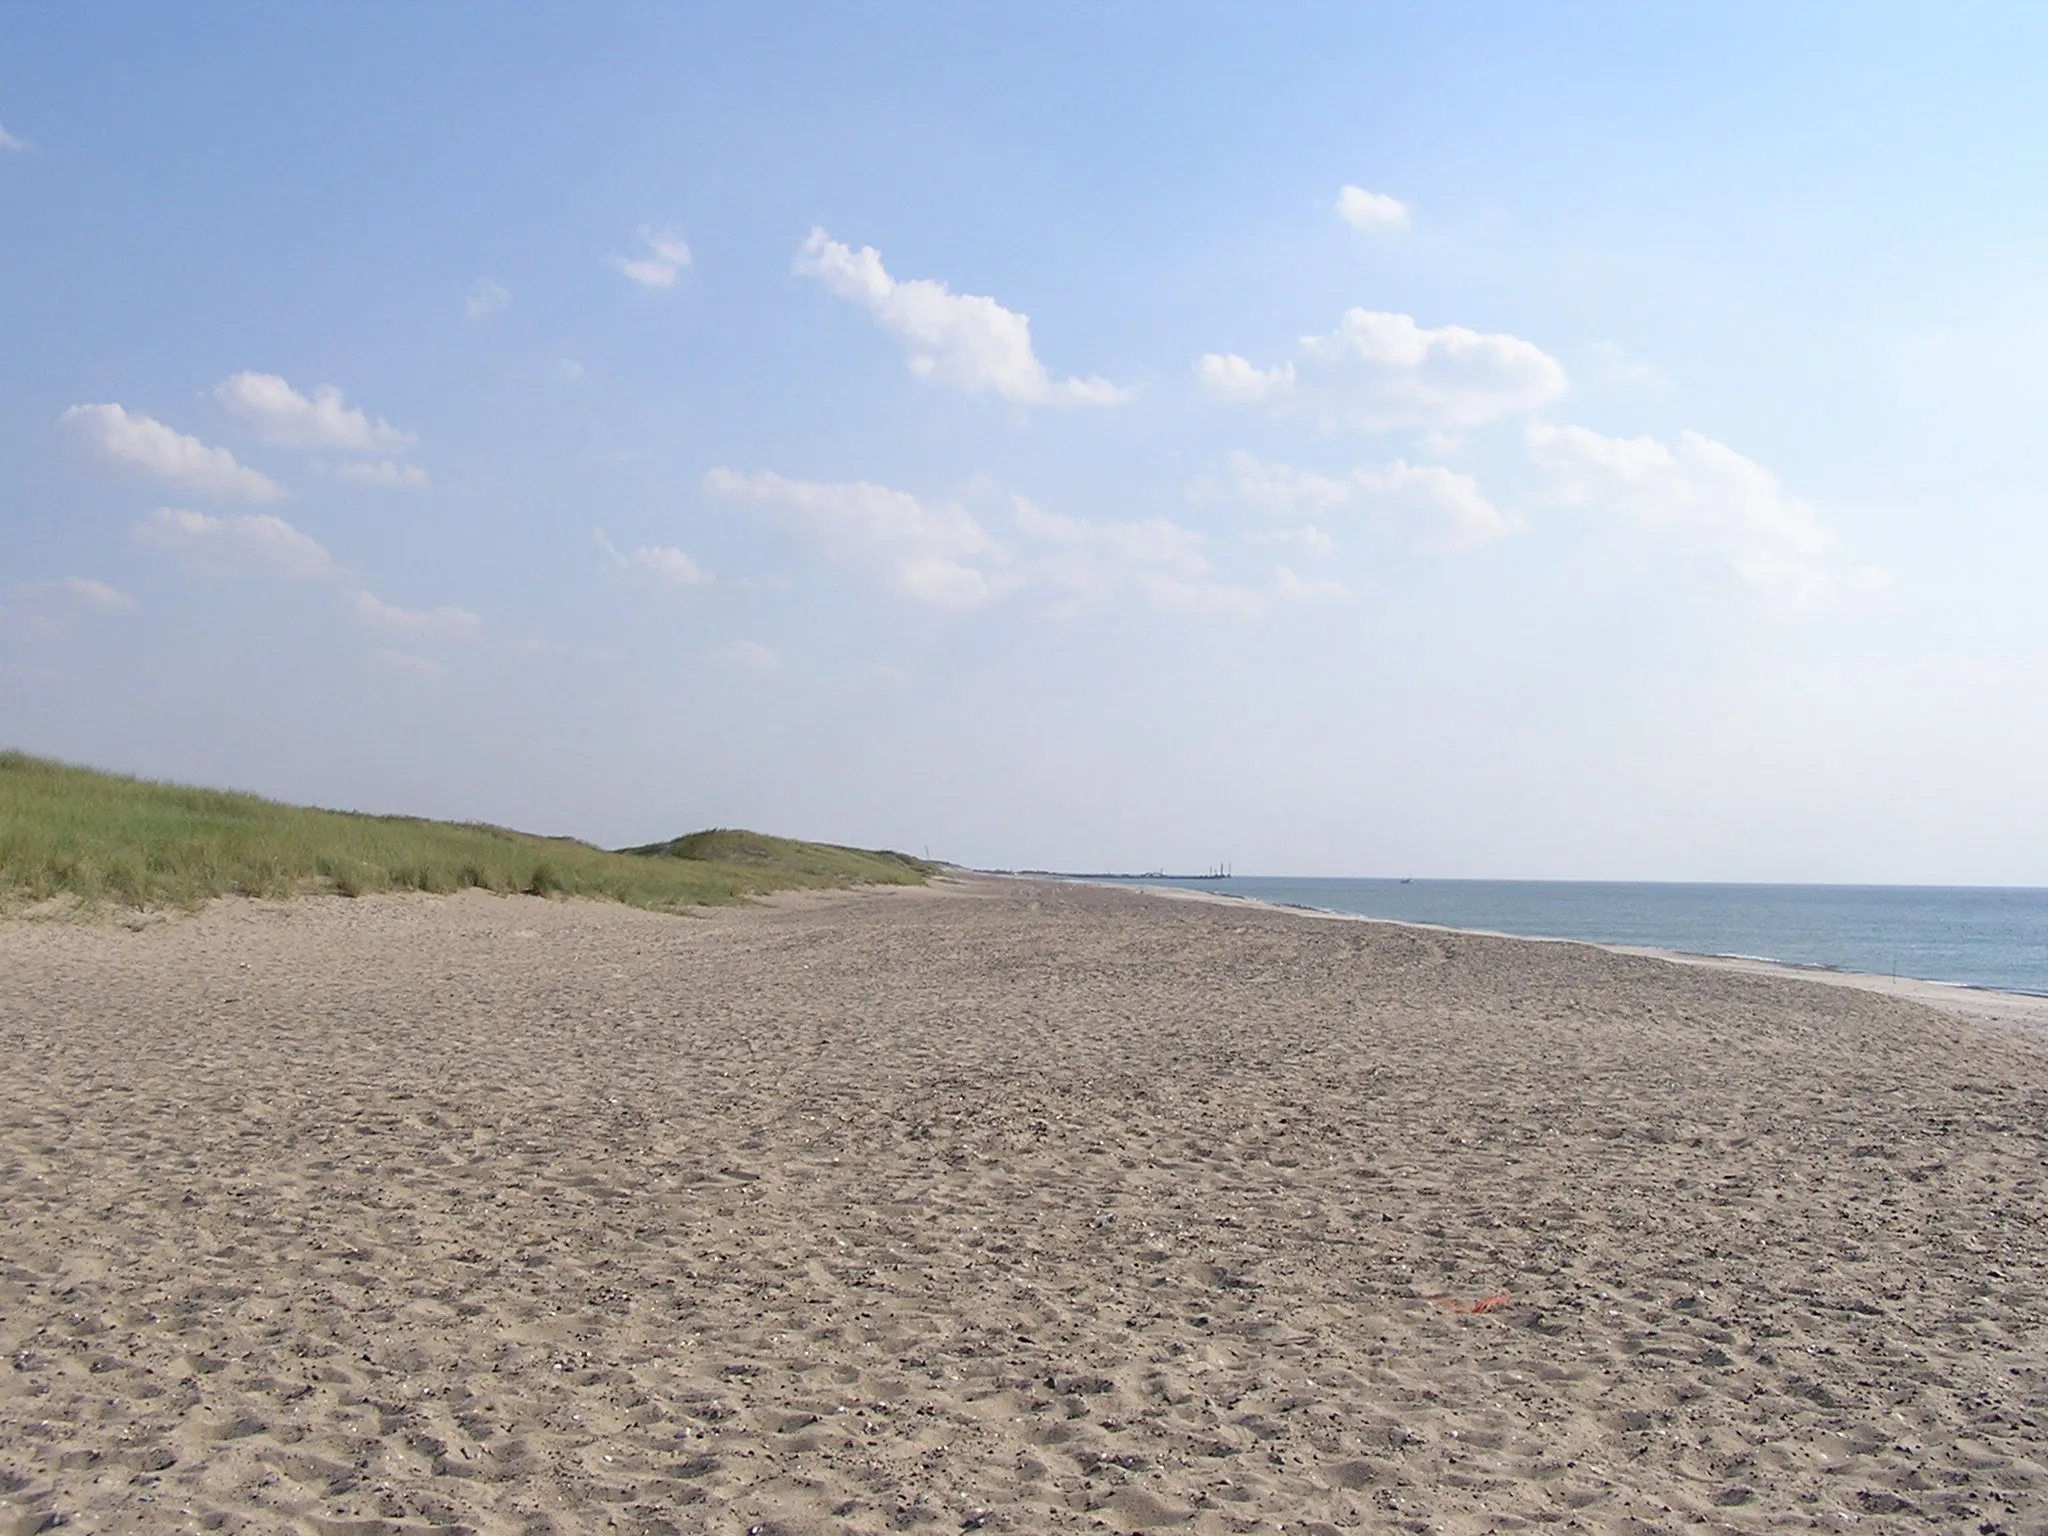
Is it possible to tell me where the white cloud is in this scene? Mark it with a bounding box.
[630,546,711,586]
[1196,353,1296,405]
[709,467,1263,615]
[794,229,1126,406]
[1337,185,1410,233]
[1224,450,1515,553]
[0,123,23,152]
[12,577,136,612]
[63,403,286,502]
[213,373,415,452]
[1353,460,1520,553]
[1010,495,1218,608]
[347,589,481,639]
[466,278,511,319]
[1011,497,1207,575]
[713,639,780,670]
[613,228,692,289]
[706,466,1002,607]
[1199,308,1568,430]
[1526,423,1848,593]
[330,459,429,488]
[598,530,714,587]
[1223,449,1349,515]
[133,507,333,580]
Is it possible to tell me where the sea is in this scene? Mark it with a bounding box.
[1074,877,2048,998]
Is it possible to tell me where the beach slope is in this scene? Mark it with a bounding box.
[4,877,2045,1534]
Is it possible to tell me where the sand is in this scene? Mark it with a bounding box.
[3,875,2046,1535]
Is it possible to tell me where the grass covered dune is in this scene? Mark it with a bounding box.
[0,750,934,910]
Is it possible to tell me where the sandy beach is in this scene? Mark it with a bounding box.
[4,875,2047,1535]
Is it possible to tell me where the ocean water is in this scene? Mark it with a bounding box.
[1081,877,2048,997]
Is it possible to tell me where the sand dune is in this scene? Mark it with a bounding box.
[4,876,2046,1534]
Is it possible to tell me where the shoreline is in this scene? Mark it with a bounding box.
[1040,872,2048,1030]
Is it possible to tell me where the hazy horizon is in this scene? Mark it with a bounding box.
[7,5,2048,884]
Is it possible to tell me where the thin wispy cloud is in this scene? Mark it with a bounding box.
[1199,309,1568,431]
[329,459,429,488]
[794,230,1127,406]
[712,639,779,670]
[1225,450,1517,553]
[0,123,24,152]
[63,404,286,502]
[596,530,713,587]
[1,576,136,642]
[347,589,482,639]
[707,467,1002,607]
[708,467,1273,616]
[1336,184,1410,233]
[1526,423,1861,596]
[213,373,415,453]
[612,228,692,289]
[12,577,136,612]
[466,277,511,319]
[133,507,333,580]
[1588,341,1671,392]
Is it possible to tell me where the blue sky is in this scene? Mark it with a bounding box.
[6,4,2047,881]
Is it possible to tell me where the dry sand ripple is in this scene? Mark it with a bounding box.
[3,877,2047,1534]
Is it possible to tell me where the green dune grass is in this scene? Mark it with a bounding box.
[0,750,935,911]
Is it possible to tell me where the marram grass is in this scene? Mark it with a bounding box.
[0,751,934,912]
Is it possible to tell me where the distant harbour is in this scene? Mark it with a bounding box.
[1066,876,2048,998]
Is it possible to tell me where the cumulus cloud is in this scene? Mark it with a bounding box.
[1337,185,1409,233]
[1224,450,1515,553]
[133,507,333,580]
[1195,353,1296,405]
[63,404,285,502]
[1526,423,1850,594]
[466,278,511,319]
[213,373,414,453]
[330,459,429,488]
[346,589,482,639]
[613,228,692,289]
[794,230,1126,406]
[1199,309,1568,431]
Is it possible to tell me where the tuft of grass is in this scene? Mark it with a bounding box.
[0,750,936,912]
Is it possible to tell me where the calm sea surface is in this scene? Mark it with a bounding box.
[1078,878,2048,997]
